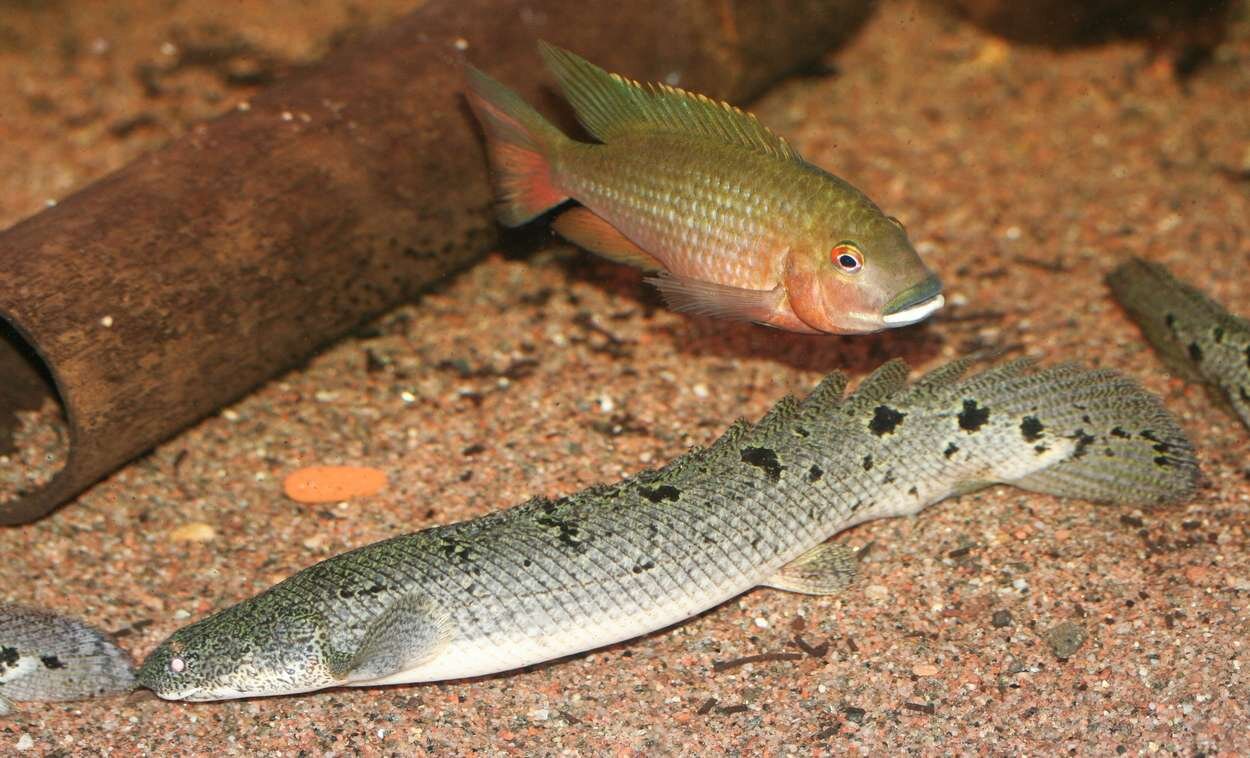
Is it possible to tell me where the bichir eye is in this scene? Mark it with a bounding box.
[831,243,863,273]
[170,657,186,673]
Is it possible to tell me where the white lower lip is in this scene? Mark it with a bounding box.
[882,294,945,326]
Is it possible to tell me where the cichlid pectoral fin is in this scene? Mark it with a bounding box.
[646,273,786,325]
[553,207,665,272]
[761,542,862,596]
[331,594,452,683]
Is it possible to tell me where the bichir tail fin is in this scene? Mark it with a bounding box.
[951,361,1201,506]
[465,65,570,227]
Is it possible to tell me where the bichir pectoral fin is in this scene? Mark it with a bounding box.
[553,207,666,272]
[330,594,452,683]
[0,692,13,717]
[761,542,863,596]
[646,273,786,324]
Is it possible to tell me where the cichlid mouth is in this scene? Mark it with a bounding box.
[882,275,944,327]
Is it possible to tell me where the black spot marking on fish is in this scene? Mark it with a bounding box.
[632,561,655,574]
[958,400,991,432]
[882,469,896,485]
[441,539,475,563]
[793,426,810,438]
[1213,326,1225,344]
[849,499,863,512]
[943,442,959,459]
[1188,342,1203,363]
[1110,427,1131,439]
[908,486,919,497]
[40,655,66,670]
[536,513,585,548]
[0,646,18,668]
[639,484,681,503]
[1154,456,1172,467]
[1241,386,1249,403]
[807,465,823,483]
[861,455,874,471]
[868,405,906,436]
[522,558,533,567]
[1245,344,1250,369]
[740,446,783,481]
[1165,313,1177,331]
[1020,416,1045,442]
[1034,443,1049,454]
[1072,430,1096,458]
[338,588,356,599]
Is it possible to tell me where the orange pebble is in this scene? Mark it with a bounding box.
[283,465,387,503]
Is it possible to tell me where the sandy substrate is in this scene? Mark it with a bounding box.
[1,0,1248,754]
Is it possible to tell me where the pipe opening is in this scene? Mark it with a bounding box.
[0,316,69,507]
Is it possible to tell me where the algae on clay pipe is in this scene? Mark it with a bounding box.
[136,357,1197,701]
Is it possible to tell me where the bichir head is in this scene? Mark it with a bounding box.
[138,603,335,701]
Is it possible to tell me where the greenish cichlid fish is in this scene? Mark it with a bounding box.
[465,43,944,334]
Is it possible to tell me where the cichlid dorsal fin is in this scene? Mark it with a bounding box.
[538,42,801,161]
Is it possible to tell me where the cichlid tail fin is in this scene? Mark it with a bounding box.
[955,362,1201,507]
[465,65,571,227]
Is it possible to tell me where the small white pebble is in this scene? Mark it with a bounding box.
[528,708,550,721]
[16,735,33,751]
[44,198,57,207]
[1012,578,1029,592]
[948,292,969,307]
[173,609,191,620]
[377,728,387,739]
[400,390,417,404]
[597,394,615,413]
[281,111,294,122]
[864,584,890,601]
[100,315,114,327]
[692,383,709,399]
[160,41,177,56]
[754,617,769,629]
[89,37,110,55]
[237,101,251,112]
[222,409,240,422]
[453,37,469,51]
[314,390,338,402]
[1004,226,1022,240]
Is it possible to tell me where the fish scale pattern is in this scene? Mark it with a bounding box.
[138,357,1198,700]
[1109,257,1250,429]
[0,604,134,714]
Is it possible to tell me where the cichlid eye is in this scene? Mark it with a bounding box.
[831,243,863,273]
